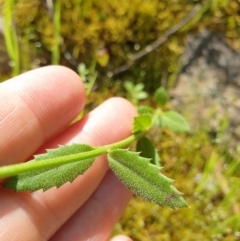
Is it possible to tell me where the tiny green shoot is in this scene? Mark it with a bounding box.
[124,81,148,105]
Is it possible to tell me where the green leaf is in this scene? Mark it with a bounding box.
[108,149,187,208]
[135,91,148,100]
[153,87,169,106]
[123,81,134,92]
[137,105,155,116]
[77,63,89,82]
[134,83,144,91]
[160,111,190,132]
[137,137,161,167]
[133,115,152,133]
[3,144,95,192]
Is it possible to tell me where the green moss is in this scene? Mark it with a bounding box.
[111,127,240,240]
[1,0,240,87]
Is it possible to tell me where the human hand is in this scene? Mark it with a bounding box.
[0,66,136,241]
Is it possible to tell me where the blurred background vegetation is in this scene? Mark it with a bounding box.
[0,0,240,240]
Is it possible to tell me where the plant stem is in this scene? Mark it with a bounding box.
[52,0,61,64]
[4,0,20,75]
[0,131,145,179]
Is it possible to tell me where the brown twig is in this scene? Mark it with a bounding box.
[108,4,202,77]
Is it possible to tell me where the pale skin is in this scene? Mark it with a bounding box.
[0,66,136,241]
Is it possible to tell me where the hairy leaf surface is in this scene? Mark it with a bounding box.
[160,111,190,132]
[153,87,169,106]
[108,149,187,208]
[4,144,95,192]
[133,115,152,133]
[137,106,155,116]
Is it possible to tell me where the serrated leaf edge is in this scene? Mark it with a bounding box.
[108,149,187,208]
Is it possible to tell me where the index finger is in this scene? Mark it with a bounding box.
[0,66,85,165]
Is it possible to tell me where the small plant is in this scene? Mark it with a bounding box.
[0,87,189,209]
[123,81,149,105]
[77,62,98,96]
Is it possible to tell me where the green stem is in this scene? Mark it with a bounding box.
[4,0,20,75]
[52,0,61,64]
[0,131,145,179]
